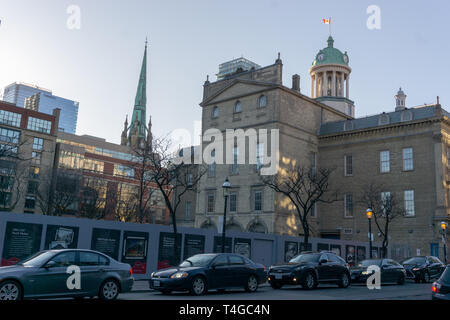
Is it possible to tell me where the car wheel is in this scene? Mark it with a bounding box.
[270,282,283,289]
[422,272,430,283]
[0,280,22,301]
[245,275,259,292]
[190,276,207,296]
[397,274,405,285]
[99,279,120,300]
[302,272,316,290]
[338,273,350,288]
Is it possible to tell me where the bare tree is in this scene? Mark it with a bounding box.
[359,182,405,258]
[261,165,336,250]
[78,177,110,220]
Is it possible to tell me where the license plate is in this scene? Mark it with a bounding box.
[275,274,282,279]
[153,280,160,287]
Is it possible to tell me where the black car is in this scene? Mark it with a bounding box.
[267,251,350,290]
[350,259,406,285]
[149,253,266,295]
[432,265,450,300]
[402,256,445,283]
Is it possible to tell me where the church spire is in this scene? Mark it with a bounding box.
[128,40,148,147]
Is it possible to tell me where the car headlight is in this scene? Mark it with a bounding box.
[151,272,155,277]
[362,270,373,275]
[170,272,189,279]
[412,268,421,271]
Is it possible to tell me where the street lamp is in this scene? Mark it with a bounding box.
[221,177,231,253]
[441,221,448,264]
[366,209,373,258]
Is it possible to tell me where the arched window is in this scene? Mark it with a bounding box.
[258,95,267,108]
[212,106,219,118]
[379,114,390,125]
[234,101,242,113]
[401,110,413,122]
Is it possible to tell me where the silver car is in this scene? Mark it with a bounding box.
[0,249,134,300]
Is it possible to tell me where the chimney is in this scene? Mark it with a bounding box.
[292,74,300,92]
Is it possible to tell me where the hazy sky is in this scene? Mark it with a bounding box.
[0,0,449,146]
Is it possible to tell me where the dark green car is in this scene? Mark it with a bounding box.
[0,249,134,300]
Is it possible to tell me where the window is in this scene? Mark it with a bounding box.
[27,180,39,194]
[229,192,237,212]
[79,252,109,266]
[185,201,191,220]
[49,251,77,267]
[404,190,415,216]
[347,105,352,116]
[403,148,413,171]
[209,149,216,177]
[258,95,267,108]
[212,106,219,119]
[0,127,20,144]
[234,101,242,113]
[207,192,215,213]
[380,151,390,173]
[310,202,316,218]
[27,117,52,134]
[31,152,41,165]
[256,143,264,170]
[381,192,391,216]
[187,173,193,186]
[212,255,228,266]
[0,176,14,190]
[254,190,262,211]
[0,110,22,127]
[229,255,245,265]
[0,192,11,207]
[24,196,36,209]
[29,166,40,180]
[379,114,390,125]
[231,146,238,174]
[344,194,353,217]
[114,164,133,177]
[32,137,43,151]
[310,152,317,174]
[344,155,352,176]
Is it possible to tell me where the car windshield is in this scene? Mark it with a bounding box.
[402,257,426,265]
[357,260,382,267]
[20,251,55,267]
[289,254,320,263]
[179,254,217,267]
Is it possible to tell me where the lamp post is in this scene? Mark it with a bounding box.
[221,177,231,253]
[366,209,373,258]
[441,221,448,264]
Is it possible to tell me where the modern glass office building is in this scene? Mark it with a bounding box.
[2,82,79,134]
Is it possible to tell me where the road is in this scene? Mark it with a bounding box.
[119,281,433,300]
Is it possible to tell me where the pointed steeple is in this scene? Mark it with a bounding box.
[128,40,148,146]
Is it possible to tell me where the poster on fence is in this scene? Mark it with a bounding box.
[284,241,298,262]
[157,232,182,270]
[234,238,251,259]
[183,234,205,260]
[1,221,43,266]
[122,231,148,274]
[330,244,342,257]
[346,245,356,266]
[356,246,367,263]
[44,225,79,249]
[91,228,121,260]
[213,236,232,253]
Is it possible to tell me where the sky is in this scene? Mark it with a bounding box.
[0,0,449,146]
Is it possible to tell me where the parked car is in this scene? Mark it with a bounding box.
[0,249,134,300]
[267,251,351,290]
[149,253,266,295]
[432,265,450,300]
[401,256,445,283]
[350,259,406,285]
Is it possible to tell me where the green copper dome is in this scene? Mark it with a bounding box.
[312,36,349,67]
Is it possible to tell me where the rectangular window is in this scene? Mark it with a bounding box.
[0,110,22,127]
[0,176,14,191]
[310,152,317,174]
[403,148,413,171]
[344,193,353,217]
[207,192,215,213]
[256,143,264,170]
[187,173,193,186]
[27,180,39,194]
[381,191,391,216]
[27,117,52,134]
[209,150,216,177]
[404,190,415,216]
[310,202,316,218]
[231,146,239,174]
[254,190,262,211]
[113,164,133,177]
[0,192,11,207]
[0,127,20,144]
[32,137,44,150]
[229,192,237,213]
[185,201,191,220]
[24,196,36,209]
[380,151,390,173]
[31,152,41,165]
[344,155,352,176]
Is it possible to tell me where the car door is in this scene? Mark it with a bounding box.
[228,255,249,287]
[208,254,230,289]
[380,259,397,283]
[30,251,78,297]
[317,253,331,280]
[429,257,442,278]
[326,253,343,280]
[79,251,109,294]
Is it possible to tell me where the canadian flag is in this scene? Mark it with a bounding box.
[323,18,331,24]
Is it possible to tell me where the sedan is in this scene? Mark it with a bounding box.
[350,259,406,285]
[432,265,450,300]
[402,256,445,283]
[0,249,134,300]
[149,253,266,295]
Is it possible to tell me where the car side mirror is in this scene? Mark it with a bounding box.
[44,261,56,269]
[319,259,327,264]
